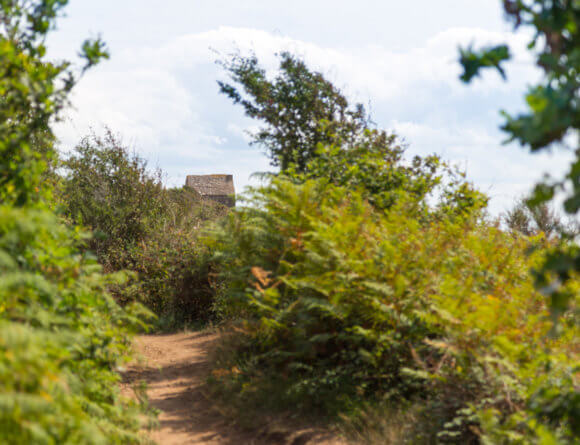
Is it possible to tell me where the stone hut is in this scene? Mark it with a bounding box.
[185,174,235,207]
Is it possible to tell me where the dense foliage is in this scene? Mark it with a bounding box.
[59,131,228,326]
[459,3,580,438]
[210,178,578,443]
[2,0,576,441]
[0,203,154,443]
[289,134,487,217]
[209,50,579,443]
[60,131,166,268]
[459,0,580,317]
[0,1,153,442]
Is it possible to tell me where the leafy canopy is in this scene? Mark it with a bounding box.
[0,0,108,207]
[220,52,488,218]
[218,51,370,172]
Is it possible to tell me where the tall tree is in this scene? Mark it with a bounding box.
[218,51,369,172]
[220,51,487,218]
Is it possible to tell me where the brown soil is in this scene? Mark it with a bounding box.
[122,331,346,445]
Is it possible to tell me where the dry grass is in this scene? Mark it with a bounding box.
[338,404,420,445]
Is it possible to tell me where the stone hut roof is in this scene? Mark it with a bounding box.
[185,174,234,196]
[185,174,235,207]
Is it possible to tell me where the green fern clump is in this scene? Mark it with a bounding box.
[210,177,578,442]
[0,207,153,443]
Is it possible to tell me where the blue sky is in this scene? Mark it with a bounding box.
[49,0,573,215]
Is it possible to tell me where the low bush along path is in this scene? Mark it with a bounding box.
[122,331,344,445]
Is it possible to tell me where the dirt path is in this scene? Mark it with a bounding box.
[123,332,345,445]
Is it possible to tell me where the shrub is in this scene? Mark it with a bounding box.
[288,130,487,218]
[60,132,228,326]
[215,48,577,443]
[0,203,154,443]
[503,197,577,239]
[60,130,167,270]
[0,0,153,442]
[124,186,227,327]
[209,177,578,443]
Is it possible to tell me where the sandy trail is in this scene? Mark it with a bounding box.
[123,331,256,444]
[123,332,344,445]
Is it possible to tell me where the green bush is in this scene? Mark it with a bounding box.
[209,177,578,443]
[60,130,167,270]
[288,130,487,218]
[0,204,154,444]
[214,48,577,443]
[0,1,153,442]
[124,186,226,327]
[60,132,228,326]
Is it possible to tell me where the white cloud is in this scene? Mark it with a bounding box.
[54,25,569,214]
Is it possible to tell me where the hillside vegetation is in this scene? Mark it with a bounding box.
[58,130,227,328]
[0,0,578,444]
[210,176,578,443]
[206,51,579,443]
[0,1,154,442]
